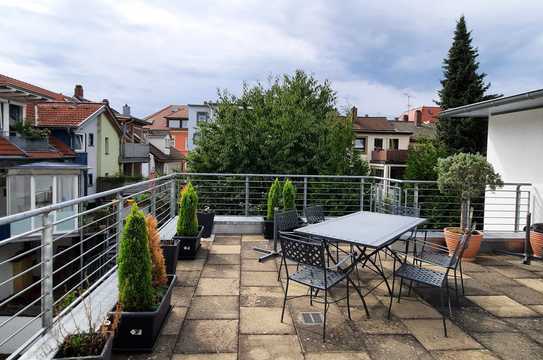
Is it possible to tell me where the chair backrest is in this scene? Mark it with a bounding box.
[391,204,421,218]
[279,232,326,268]
[304,205,325,224]
[274,209,301,232]
[447,226,475,271]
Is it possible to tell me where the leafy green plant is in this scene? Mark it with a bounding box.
[14,121,50,140]
[176,182,199,236]
[282,179,296,211]
[436,153,503,231]
[117,204,154,311]
[266,178,282,220]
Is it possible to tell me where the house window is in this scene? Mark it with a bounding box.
[169,119,180,128]
[105,137,109,155]
[88,133,94,147]
[193,132,199,144]
[9,104,23,129]
[374,138,383,150]
[182,119,188,128]
[196,112,209,122]
[389,138,399,150]
[73,133,85,152]
[354,137,367,153]
[88,173,93,186]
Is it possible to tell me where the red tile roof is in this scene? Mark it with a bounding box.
[145,105,187,130]
[49,136,76,156]
[36,102,104,127]
[353,116,396,132]
[0,74,65,101]
[0,137,25,157]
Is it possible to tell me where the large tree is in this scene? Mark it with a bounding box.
[436,16,499,154]
[188,70,369,175]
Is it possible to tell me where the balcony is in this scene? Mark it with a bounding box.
[120,142,150,163]
[371,149,409,164]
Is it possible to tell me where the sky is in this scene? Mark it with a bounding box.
[0,0,541,118]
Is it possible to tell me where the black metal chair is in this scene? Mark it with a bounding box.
[304,205,326,224]
[387,228,473,337]
[275,210,305,279]
[279,231,370,341]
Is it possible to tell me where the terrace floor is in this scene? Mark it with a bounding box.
[113,234,543,360]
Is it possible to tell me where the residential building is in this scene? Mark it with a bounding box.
[351,107,412,178]
[186,103,214,150]
[441,89,543,231]
[398,105,441,124]
[114,104,151,177]
[145,105,189,156]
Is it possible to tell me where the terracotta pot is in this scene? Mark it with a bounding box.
[530,231,543,257]
[444,227,483,262]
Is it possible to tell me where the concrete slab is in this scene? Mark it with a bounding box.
[201,264,240,279]
[466,295,539,317]
[196,278,240,296]
[515,278,543,293]
[176,271,201,287]
[173,354,237,360]
[377,296,442,319]
[449,306,514,333]
[242,271,282,287]
[363,334,433,360]
[304,352,371,360]
[489,266,540,279]
[239,335,303,360]
[242,234,266,242]
[241,258,277,272]
[175,320,238,354]
[187,296,239,320]
[210,245,241,254]
[240,286,285,307]
[176,259,206,271]
[207,254,241,265]
[472,332,543,360]
[346,305,409,335]
[403,319,482,351]
[162,306,188,335]
[431,350,500,360]
[240,307,295,335]
[172,287,195,307]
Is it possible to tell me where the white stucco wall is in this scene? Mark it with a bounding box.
[77,118,97,193]
[187,105,213,150]
[485,107,543,230]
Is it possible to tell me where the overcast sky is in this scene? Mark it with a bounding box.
[0,0,541,118]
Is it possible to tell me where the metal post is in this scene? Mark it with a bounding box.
[514,185,521,232]
[369,183,374,212]
[170,180,176,219]
[245,176,249,216]
[360,178,365,211]
[414,184,419,209]
[41,212,54,330]
[523,212,532,265]
[116,193,123,246]
[150,188,156,216]
[303,177,308,210]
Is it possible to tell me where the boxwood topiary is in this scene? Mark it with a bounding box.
[177,182,199,236]
[282,179,296,211]
[266,178,282,221]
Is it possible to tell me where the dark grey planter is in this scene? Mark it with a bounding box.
[174,226,204,259]
[263,220,274,239]
[197,212,215,238]
[160,238,180,275]
[111,275,176,352]
[54,332,113,360]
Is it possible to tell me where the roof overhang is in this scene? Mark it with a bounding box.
[0,85,53,101]
[440,89,543,118]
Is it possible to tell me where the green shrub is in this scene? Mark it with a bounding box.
[117,204,154,311]
[176,182,199,236]
[282,179,296,211]
[266,178,282,220]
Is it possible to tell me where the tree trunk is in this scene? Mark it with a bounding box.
[460,199,471,232]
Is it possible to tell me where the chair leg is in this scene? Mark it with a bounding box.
[346,279,351,320]
[454,268,459,304]
[408,280,414,297]
[440,288,448,337]
[388,260,396,320]
[459,261,465,295]
[278,260,283,281]
[310,287,313,306]
[397,278,404,303]
[445,282,453,317]
[281,278,289,323]
[323,291,328,342]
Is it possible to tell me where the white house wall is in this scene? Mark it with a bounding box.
[187,105,213,150]
[77,117,97,194]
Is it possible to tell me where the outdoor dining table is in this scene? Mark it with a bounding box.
[293,211,427,296]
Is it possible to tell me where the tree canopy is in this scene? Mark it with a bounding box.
[404,138,448,181]
[436,16,499,154]
[188,70,369,176]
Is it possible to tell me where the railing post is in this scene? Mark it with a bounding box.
[514,185,521,232]
[41,211,54,330]
[360,178,365,211]
[116,193,123,246]
[369,183,374,212]
[303,177,308,210]
[150,187,156,216]
[170,180,176,219]
[245,176,249,216]
[414,183,419,209]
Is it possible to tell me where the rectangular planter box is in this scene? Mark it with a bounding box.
[174,226,204,260]
[197,212,215,238]
[111,274,176,352]
[160,238,180,275]
[54,333,113,360]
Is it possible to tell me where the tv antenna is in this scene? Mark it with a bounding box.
[403,92,414,111]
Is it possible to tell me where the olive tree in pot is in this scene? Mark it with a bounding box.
[436,153,503,261]
[111,204,176,352]
[174,182,203,259]
[264,178,282,239]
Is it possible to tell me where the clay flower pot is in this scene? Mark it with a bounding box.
[530,230,543,257]
[444,227,483,262]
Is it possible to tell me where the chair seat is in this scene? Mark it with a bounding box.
[395,263,446,288]
[416,250,451,268]
[289,265,346,290]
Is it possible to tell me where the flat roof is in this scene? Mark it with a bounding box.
[440,89,543,118]
[9,161,88,170]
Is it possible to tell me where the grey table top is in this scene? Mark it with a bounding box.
[294,211,426,248]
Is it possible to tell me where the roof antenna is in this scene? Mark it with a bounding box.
[403,92,414,112]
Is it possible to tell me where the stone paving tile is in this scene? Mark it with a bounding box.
[506,259,543,271]
[213,235,241,245]
[195,278,239,296]
[240,307,295,334]
[363,334,433,360]
[504,318,543,346]
[475,256,512,267]
[210,245,241,254]
[461,278,501,296]
[242,234,266,242]
[346,305,409,335]
[489,266,541,279]
[242,271,282,287]
[431,349,500,360]
[515,278,543,293]
[466,295,539,317]
[207,254,241,265]
[239,334,303,360]
[172,286,195,307]
[449,306,514,333]
[114,335,177,360]
[403,319,483,351]
[187,296,239,319]
[377,296,443,319]
[175,320,238,354]
[240,286,285,307]
[498,285,543,305]
[472,332,543,360]
[176,259,206,271]
[176,271,202,287]
[304,352,371,360]
[461,261,489,273]
[162,306,188,335]
[241,258,277,272]
[201,264,240,278]
[468,271,520,288]
[173,354,237,360]
[532,304,543,315]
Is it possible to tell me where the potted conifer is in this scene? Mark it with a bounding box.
[148,214,180,275]
[436,153,503,260]
[264,178,282,239]
[174,182,204,259]
[111,204,176,351]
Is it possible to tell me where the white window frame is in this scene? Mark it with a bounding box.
[74,133,85,152]
[88,133,94,147]
[196,111,209,122]
[169,119,181,128]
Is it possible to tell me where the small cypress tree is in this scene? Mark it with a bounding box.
[282,179,296,211]
[176,182,199,236]
[117,204,154,311]
[266,178,282,220]
[145,214,167,287]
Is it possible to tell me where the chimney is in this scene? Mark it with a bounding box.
[415,110,422,127]
[351,106,357,121]
[74,84,84,99]
[102,99,109,106]
[123,104,131,116]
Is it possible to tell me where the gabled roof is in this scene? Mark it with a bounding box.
[149,143,185,163]
[145,105,188,130]
[36,102,104,127]
[0,137,25,157]
[0,74,66,101]
[353,116,412,134]
[0,135,75,159]
[390,121,436,141]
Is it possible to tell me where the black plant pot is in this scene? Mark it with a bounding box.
[160,238,180,275]
[173,226,204,259]
[54,332,113,360]
[111,275,176,352]
[263,220,274,240]
[197,212,215,238]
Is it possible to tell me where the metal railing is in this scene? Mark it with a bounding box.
[0,172,532,357]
